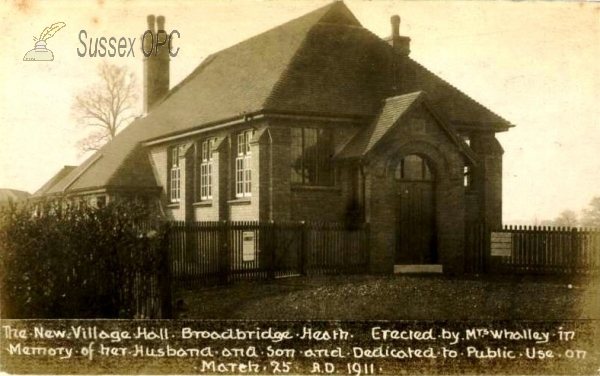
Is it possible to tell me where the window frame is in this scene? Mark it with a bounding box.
[395,154,434,182]
[169,145,182,204]
[199,138,215,200]
[290,127,334,187]
[235,130,253,198]
[463,165,472,189]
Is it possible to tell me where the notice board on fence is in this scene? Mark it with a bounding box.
[491,232,512,257]
[242,231,255,261]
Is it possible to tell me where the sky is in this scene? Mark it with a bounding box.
[0,0,598,224]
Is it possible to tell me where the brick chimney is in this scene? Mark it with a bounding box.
[386,15,411,56]
[144,15,170,114]
[385,15,412,94]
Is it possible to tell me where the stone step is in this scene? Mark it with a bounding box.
[394,264,443,274]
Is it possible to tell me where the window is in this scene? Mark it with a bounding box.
[291,127,333,186]
[170,146,181,203]
[395,154,433,181]
[200,139,215,200]
[96,195,107,208]
[463,165,472,188]
[462,135,471,146]
[235,130,253,198]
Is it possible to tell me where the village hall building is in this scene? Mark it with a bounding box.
[35,2,513,274]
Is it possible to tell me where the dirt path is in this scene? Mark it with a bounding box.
[174,274,600,320]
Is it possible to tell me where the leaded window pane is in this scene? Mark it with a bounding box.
[290,127,333,186]
[235,130,253,197]
[395,155,434,181]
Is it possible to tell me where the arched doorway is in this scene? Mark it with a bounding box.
[395,154,437,264]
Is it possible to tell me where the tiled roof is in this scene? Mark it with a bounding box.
[401,58,512,130]
[44,1,510,195]
[336,92,423,159]
[47,2,367,195]
[338,91,478,162]
[33,165,76,197]
[263,22,392,116]
[0,188,31,203]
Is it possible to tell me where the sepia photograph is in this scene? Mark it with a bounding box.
[0,0,599,374]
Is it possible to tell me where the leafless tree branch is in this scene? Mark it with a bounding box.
[72,62,139,154]
[75,131,112,155]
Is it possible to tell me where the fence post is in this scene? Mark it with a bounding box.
[464,222,472,273]
[570,227,578,273]
[364,222,370,273]
[218,220,230,285]
[342,224,351,273]
[159,222,173,319]
[300,221,307,276]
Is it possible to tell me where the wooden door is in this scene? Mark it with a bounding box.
[395,155,437,264]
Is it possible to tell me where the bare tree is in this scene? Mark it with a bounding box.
[72,62,139,154]
[581,196,600,228]
[553,209,578,228]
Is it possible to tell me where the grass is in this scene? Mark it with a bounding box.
[175,273,600,320]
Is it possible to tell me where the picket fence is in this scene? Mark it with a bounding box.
[466,224,600,274]
[166,221,370,288]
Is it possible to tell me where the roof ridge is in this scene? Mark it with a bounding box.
[0,188,30,194]
[385,91,424,102]
[336,90,423,159]
[60,154,103,192]
[408,58,511,126]
[33,165,77,197]
[159,2,344,112]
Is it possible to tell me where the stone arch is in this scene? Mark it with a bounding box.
[370,137,463,182]
[366,137,467,274]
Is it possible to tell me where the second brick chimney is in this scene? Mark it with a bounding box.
[144,15,170,114]
[385,15,412,94]
[386,15,411,56]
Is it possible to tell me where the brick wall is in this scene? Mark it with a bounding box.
[142,106,500,275]
[229,202,255,221]
[470,133,504,229]
[465,192,481,223]
[268,119,359,223]
[147,118,361,223]
[265,126,292,221]
[290,188,345,222]
[194,205,219,221]
[149,146,167,195]
[366,106,467,273]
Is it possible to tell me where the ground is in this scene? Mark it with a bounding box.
[175,274,600,320]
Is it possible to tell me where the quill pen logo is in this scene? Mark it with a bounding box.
[23,22,66,61]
